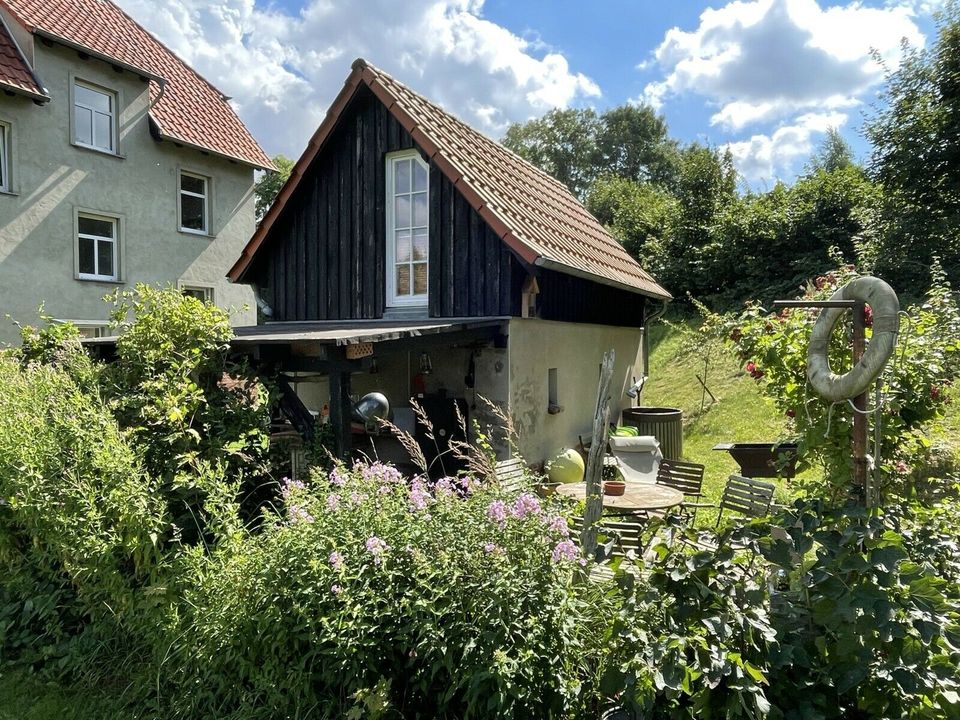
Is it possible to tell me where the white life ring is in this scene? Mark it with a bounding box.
[806,276,899,403]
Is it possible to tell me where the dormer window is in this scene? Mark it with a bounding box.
[73,80,116,153]
[386,150,429,307]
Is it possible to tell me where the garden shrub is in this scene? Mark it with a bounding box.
[103,286,271,540]
[160,463,612,719]
[725,260,960,502]
[0,356,166,667]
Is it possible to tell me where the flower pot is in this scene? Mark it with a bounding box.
[603,480,626,496]
[536,482,561,498]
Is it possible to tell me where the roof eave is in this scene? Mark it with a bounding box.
[150,116,273,171]
[32,28,165,83]
[0,79,47,101]
[533,257,672,301]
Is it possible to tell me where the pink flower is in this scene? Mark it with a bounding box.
[287,505,314,524]
[365,536,388,563]
[329,467,347,487]
[551,539,584,565]
[409,479,431,512]
[510,493,542,520]
[545,515,570,537]
[331,584,342,595]
[487,500,507,525]
[434,477,455,497]
[329,551,344,570]
[746,362,757,374]
[483,542,499,554]
[326,493,340,512]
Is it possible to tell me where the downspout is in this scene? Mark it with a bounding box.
[642,298,669,380]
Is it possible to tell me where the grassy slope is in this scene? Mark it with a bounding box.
[0,670,129,720]
[641,321,806,520]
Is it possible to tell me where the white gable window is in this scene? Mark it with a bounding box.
[179,171,209,234]
[0,123,9,192]
[73,80,116,153]
[77,212,118,281]
[386,150,429,307]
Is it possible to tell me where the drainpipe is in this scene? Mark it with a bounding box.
[641,299,669,380]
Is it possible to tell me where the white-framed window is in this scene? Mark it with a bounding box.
[75,323,109,339]
[0,123,9,192]
[386,150,429,307]
[180,284,214,303]
[73,80,116,153]
[76,212,118,281]
[179,171,209,234]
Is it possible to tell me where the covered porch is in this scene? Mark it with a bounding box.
[231,318,510,476]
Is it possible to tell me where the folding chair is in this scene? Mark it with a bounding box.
[655,459,706,521]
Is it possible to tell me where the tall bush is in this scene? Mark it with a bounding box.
[725,263,960,501]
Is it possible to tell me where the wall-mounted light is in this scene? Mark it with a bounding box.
[419,351,433,375]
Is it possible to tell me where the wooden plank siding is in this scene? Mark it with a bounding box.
[536,269,646,328]
[252,85,521,321]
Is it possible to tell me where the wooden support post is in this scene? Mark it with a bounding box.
[852,301,868,501]
[582,350,615,561]
[329,367,353,460]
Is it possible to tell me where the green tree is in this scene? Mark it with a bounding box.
[502,104,679,198]
[254,154,294,221]
[865,6,960,294]
[806,127,856,174]
[501,108,602,198]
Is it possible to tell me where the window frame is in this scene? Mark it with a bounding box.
[385,150,430,308]
[0,122,9,193]
[71,78,118,155]
[179,283,215,303]
[75,210,120,282]
[178,170,211,235]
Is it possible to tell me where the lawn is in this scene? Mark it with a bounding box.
[641,319,811,520]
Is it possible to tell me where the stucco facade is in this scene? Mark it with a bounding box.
[508,318,644,465]
[0,40,256,344]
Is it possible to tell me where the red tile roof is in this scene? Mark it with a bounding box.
[230,59,670,300]
[0,0,272,169]
[0,15,45,100]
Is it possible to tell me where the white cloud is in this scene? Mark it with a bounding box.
[115,0,601,159]
[723,111,848,180]
[639,0,923,130]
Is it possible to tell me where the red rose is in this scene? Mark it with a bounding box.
[730,328,743,343]
[931,386,942,401]
[863,305,873,329]
[786,409,796,418]
[746,362,756,373]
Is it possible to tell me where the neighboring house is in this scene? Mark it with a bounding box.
[0,0,271,344]
[228,59,672,470]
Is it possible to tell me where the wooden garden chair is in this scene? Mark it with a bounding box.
[714,474,776,527]
[655,459,706,521]
[490,456,528,493]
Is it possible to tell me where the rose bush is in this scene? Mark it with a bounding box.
[724,261,960,502]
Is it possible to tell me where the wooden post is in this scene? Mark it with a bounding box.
[852,301,868,501]
[329,367,353,460]
[582,350,615,561]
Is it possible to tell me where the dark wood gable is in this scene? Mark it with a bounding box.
[251,85,523,322]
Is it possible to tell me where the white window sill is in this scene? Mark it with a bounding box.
[75,275,123,285]
[178,228,214,239]
[0,188,16,197]
[71,142,124,160]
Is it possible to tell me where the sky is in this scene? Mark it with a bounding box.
[115,0,942,187]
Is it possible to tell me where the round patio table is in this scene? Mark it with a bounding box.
[556,482,684,514]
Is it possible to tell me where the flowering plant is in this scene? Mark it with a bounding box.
[172,459,604,718]
[724,261,960,501]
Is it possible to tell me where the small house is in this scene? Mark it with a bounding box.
[228,59,671,472]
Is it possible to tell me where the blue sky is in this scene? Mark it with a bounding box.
[118,0,940,186]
